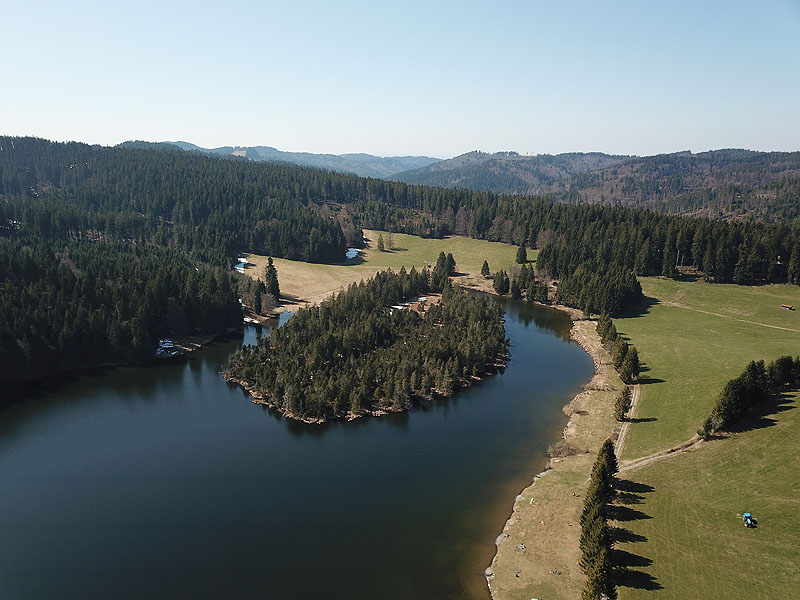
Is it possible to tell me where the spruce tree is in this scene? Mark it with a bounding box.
[614,387,632,421]
[377,234,386,252]
[598,438,618,478]
[611,338,628,370]
[265,256,280,300]
[481,260,490,278]
[619,346,639,383]
[516,245,528,264]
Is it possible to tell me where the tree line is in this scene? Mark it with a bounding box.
[580,439,619,599]
[0,238,242,386]
[699,355,800,437]
[597,314,640,386]
[224,268,508,421]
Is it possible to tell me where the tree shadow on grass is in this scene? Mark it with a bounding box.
[615,480,654,494]
[611,526,649,543]
[608,505,653,522]
[611,477,662,591]
[627,416,658,423]
[613,548,653,567]
[617,295,660,319]
[616,568,663,591]
[637,376,666,385]
[726,391,796,434]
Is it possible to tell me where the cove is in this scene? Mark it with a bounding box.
[0,296,592,600]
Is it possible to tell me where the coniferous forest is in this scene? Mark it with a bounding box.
[0,238,241,384]
[2,136,799,386]
[224,269,508,422]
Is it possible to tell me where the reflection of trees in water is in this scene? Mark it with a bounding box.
[504,297,573,342]
[465,289,573,342]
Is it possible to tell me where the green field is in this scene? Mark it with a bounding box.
[612,278,800,599]
[616,278,800,459]
[615,390,800,599]
[244,229,530,305]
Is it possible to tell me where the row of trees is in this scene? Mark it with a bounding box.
[491,263,549,304]
[580,439,619,599]
[0,238,242,385]
[597,314,640,385]
[224,269,508,421]
[699,356,800,437]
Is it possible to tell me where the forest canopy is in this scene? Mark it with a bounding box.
[224,269,508,422]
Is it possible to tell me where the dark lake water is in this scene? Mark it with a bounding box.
[0,297,592,600]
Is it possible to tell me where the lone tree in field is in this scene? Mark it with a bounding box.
[377,234,386,252]
[516,245,528,264]
[481,260,490,278]
[265,257,280,301]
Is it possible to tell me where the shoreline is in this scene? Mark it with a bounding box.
[485,306,623,600]
[7,327,240,395]
[226,347,511,425]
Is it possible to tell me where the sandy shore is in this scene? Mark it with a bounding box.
[485,310,624,600]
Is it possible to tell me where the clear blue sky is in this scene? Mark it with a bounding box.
[3,0,799,157]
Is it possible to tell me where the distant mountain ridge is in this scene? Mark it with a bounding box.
[155,140,440,179]
[392,149,800,221]
[392,150,631,193]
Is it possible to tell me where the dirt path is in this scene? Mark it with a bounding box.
[662,301,800,333]
[618,435,703,474]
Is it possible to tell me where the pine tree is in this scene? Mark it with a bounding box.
[614,387,632,421]
[600,320,618,346]
[598,438,618,478]
[516,245,528,264]
[619,346,639,383]
[493,270,510,295]
[481,260,490,278]
[265,256,280,300]
[611,338,628,370]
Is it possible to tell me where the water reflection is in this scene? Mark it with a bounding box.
[0,295,592,600]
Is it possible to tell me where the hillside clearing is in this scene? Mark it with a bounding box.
[242,229,529,308]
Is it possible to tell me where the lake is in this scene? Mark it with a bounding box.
[0,296,592,599]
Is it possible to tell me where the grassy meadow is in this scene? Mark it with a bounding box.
[243,229,530,305]
[615,389,800,599]
[612,278,800,599]
[616,278,800,459]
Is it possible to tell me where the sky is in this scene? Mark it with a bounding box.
[2,0,799,158]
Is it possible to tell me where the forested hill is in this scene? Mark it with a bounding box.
[392,149,800,222]
[392,151,629,192]
[125,140,441,179]
[0,137,348,263]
